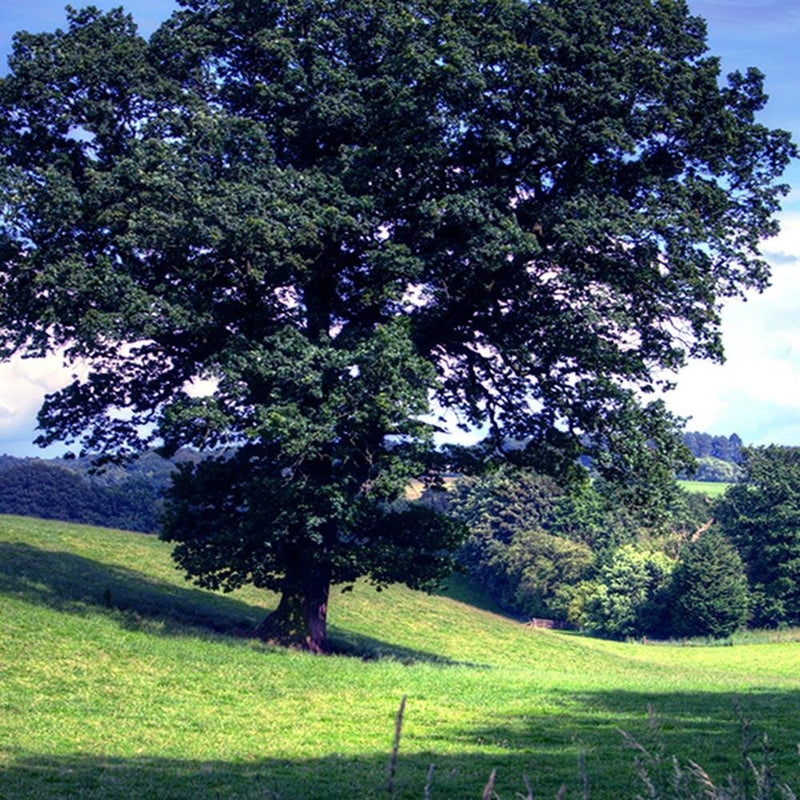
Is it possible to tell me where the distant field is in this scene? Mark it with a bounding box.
[2,515,799,800]
[413,477,733,500]
[678,479,732,497]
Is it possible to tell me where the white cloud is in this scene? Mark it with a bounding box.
[0,353,80,455]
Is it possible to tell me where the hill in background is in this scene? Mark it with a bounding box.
[0,430,742,533]
[681,432,743,483]
[0,450,199,532]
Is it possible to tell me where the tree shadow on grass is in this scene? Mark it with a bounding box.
[0,540,264,636]
[4,690,799,800]
[327,626,491,668]
[0,747,585,800]
[0,541,471,665]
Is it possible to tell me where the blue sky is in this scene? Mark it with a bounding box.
[0,0,799,455]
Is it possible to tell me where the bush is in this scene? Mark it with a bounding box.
[693,456,742,483]
[503,528,594,619]
[583,545,675,638]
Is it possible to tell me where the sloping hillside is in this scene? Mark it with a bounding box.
[1,515,798,799]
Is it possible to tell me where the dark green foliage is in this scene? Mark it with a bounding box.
[714,446,800,627]
[549,479,709,560]
[666,487,715,541]
[0,459,163,532]
[548,480,623,554]
[447,468,708,627]
[554,484,713,637]
[0,0,793,648]
[669,531,750,639]
[452,467,564,550]
[587,400,697,524]
[0,462,98,525]
[504,528,594,619]
[448,467,572,616]
[583,544,675,638]
[447,464,750,638]
[683,432,744,464]
[69,448,201,488]
[97,478,163,533]
[680,431,744,481]
[163,453,465,595]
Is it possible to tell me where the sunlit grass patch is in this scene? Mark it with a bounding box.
[678,480,732,498]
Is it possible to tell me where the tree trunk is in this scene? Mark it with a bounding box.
[254,561,331,653]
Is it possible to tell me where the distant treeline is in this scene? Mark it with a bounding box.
[682,432,742,463]
[0,451,199,533]
[0,431,742,531]
[681,432,743,482]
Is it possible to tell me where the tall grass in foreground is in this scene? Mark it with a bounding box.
[386,699,798,800]
[619,708,798,800]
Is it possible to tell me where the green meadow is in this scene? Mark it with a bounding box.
[1,515,799,800]
[678,480,733,498]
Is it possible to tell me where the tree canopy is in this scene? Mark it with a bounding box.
[669,530,749,639]
[0,0,794,650]
[715,446,800,627]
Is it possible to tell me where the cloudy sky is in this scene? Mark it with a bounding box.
[665,0,800,443]
[0,0,799,455]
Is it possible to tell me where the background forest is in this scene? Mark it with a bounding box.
[2,430,795,641]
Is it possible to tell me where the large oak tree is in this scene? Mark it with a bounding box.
[0,0,794,650]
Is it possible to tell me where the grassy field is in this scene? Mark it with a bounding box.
[2,515,799,800]
[678,480,732,498]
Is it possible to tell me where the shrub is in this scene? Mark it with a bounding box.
[583,545,675,638]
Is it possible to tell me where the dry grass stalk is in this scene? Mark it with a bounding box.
[578,751,590,800]
[482,768,497,800]
[387,694,407,799]
[687,759,718,799]
[424,763,435,800]
[518,774,534,800]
